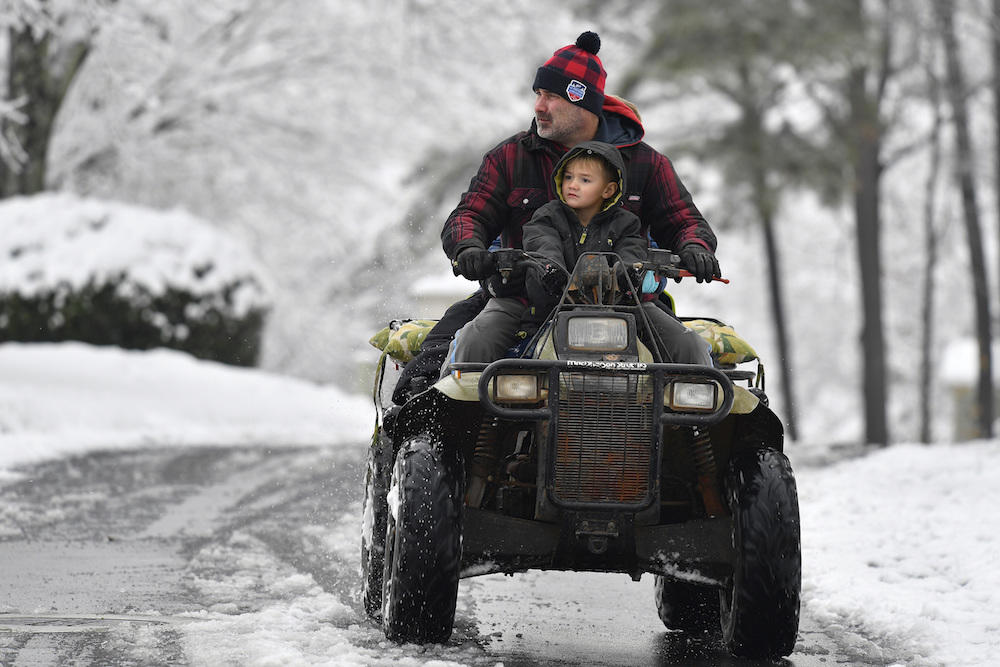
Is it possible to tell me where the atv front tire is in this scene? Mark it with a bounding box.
[381,434,463,643]
[721,448,801,658]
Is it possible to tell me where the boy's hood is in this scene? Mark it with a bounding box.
[552,140,627,212]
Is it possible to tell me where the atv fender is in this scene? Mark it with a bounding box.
[434,371,482,403]
[732,399,785,453]
[392,382,483,453]
[730,385,760,415]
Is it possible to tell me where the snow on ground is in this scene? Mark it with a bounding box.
[795,441,1000,666]
[0,342,371,473]
[1,341,998,666]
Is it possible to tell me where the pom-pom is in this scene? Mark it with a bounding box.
[575,31,600,55]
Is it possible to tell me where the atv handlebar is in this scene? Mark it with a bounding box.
[675,269,730,284]
[634,248,730,284]
[489,247,729,284]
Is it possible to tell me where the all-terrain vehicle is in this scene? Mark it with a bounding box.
[363,249,801,659]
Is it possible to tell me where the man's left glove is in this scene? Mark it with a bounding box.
[452,247,495,280]
[678,243,721,283]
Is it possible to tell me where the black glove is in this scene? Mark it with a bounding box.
[678,243,721,283]
[539,264,567,297]
[452,247,495,280]
[613,262,643,293]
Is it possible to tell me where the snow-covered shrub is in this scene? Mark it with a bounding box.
[0,193,273,366]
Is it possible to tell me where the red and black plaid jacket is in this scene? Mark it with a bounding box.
[441,96,716,261]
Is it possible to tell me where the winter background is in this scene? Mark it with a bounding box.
[1,0,1000,665]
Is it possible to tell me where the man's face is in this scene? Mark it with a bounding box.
[534,89,593,146]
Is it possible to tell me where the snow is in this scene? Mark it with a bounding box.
[797,441,1000,666]
[0,342,371,473]
[0,193,271,316]
[9,2,987,445]
[940,338,1000,385]
[0,4,994,662]
[0,341,997,665]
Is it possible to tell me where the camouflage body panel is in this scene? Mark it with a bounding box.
[369,317,758,368]
[369,318,438,363]
[682,318,758,366]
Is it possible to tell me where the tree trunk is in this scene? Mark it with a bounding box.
[839,0,892,446]
[939,0,995,439]
[995,0,1000,336]
[1,25,90,198]
[847,63,889,446]
[919,82,943,444]
[758,207,799,441]
[736,65,800,441]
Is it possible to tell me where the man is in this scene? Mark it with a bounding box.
[393,31,720,403]
[444,30,719,282]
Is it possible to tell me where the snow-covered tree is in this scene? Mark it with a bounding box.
[0,0,106,196]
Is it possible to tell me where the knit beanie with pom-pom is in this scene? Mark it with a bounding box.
[532,31,606,116]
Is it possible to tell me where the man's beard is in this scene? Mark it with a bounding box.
[536,109,587,145]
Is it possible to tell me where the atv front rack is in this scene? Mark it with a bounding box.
[450,358,735,427]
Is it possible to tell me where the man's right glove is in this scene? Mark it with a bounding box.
[678,243,721,283]
[452,247,495,280]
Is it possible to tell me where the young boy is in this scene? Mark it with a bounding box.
[447,141,711,366]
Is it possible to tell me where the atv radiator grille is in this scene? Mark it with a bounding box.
[553,372,654,505]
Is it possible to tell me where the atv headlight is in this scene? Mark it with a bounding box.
[670,381,718,411]
[494,374,540,402]
[567,317,628,351]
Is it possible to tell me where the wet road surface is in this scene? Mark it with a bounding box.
[0,444,907,665]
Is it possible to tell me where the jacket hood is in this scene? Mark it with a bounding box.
[552,140,626,213]
[596,95,644,147]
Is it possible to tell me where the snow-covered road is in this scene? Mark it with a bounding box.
[0,443,899,666]
[1,343,997,666]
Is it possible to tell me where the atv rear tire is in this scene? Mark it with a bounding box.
[654,577,720,635]
[361,428,393,620]
[381,434,463,643]
[721,448,801,658]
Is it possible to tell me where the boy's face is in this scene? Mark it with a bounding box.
[561,157,617,212]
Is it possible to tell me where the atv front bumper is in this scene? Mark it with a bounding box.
[460,506,734,585]
[447,358,736,428]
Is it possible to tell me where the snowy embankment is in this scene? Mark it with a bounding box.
[0,341,997,666]
[0,342,372,472]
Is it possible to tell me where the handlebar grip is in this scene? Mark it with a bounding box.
[677,269,730,284]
